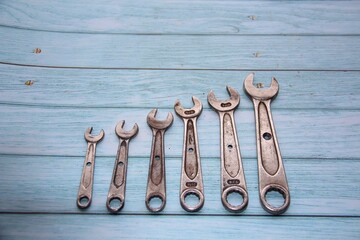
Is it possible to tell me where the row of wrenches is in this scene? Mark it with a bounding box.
[76,73,290,215]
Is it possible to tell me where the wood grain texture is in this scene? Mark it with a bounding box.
[0,155,359,216]
[0,0,359,35]
[1,65,359,110]
[0,105,358,159]
[0,0,359,239]
[1,27,360,70]
[1,215,360,240]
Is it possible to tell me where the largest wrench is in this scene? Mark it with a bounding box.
[174,96,205,212]
[244,73,290,215]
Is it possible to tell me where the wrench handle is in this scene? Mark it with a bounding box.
[145,129,167,212]
[253,99,290,215]
[106,139,129,213]
[180,118,204,212]
[77,142,97,209]
[218,111,248,212]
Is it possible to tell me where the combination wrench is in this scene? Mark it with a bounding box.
[77,127,105,209]
[174,96,205,212]
[145,109,174,212]
[208,86,248,212]
[244,73,290,215]
[106,121,138,213]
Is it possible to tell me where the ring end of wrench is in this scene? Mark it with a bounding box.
[221,186,248,213]
[106,196,125,213]
[260,184,290,215]
[77,194,92,209]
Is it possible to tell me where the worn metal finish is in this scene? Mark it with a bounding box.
[244,73,290,215]
[174,96,205,212]
[106,121,138,213]
[145,109,173,212]
[208,86,248,212]
[77,127,105,209]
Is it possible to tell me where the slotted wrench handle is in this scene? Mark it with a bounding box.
[145,129,167,212]
[180,118,204,212]
[218,111,248,212]
[253,99,290,215]
[77,142,97,209]
[106,139,129,213]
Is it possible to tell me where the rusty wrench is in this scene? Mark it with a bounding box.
[106,121,138,213]
[244,73,290,215]
[208,86,248,212]
[145,109,173,212]
[174,96,205,212]
[77,127,105,209]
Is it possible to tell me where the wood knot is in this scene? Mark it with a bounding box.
[33,48,42,54]
[25,80,34,86]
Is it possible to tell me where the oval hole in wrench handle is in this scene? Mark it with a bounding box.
[77,127,104,209]
[146,109,173,212]
[244,73,290,215]
[175,97,205,212]
[106,121,138,213]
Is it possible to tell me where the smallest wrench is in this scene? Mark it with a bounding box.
[77,127,105,209]
[208,86,248,213]
[106,121,138,213]
[146,109,173,212]
[175,96,205,212]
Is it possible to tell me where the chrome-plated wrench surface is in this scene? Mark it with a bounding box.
[77,127,105,209]
[174,96,204,212]
[244,73,290,215]
[106,121,138,213]
[146,109,173,212]
[208,86,248,212]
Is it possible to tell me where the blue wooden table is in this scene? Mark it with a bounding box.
[0,1,359,239]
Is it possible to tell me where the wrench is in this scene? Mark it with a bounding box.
[77,127,105,209]
[244,73,290,215]
[146,109,173,212]
[106,121,138,213]
[208,86,248,212]
[174,96,205,212]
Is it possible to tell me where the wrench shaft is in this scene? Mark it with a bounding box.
[253,99,290,215]
[219,111,248,212]
[145,129,167,212]
[106,139,129,212]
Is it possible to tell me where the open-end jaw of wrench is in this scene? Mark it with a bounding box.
[208,86,248,213]
[106,121,138,213]
[174,96,205,212]
[77,127,105,209]
[244,73,290,215]
[146,109,173,212]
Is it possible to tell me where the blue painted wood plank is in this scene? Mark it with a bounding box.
[0,155,359,216]
[0,65,359,110]
[0,105,358,159]
[0,0,359,35]
[1,214,359,240]
[1,27,360,70]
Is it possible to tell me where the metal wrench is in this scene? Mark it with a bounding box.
[174,96,205,212]
[77,127,105,209]
[244,73,290,215]
[208,86,248,212]
[106,121,138,213]
[146,109,173,212]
